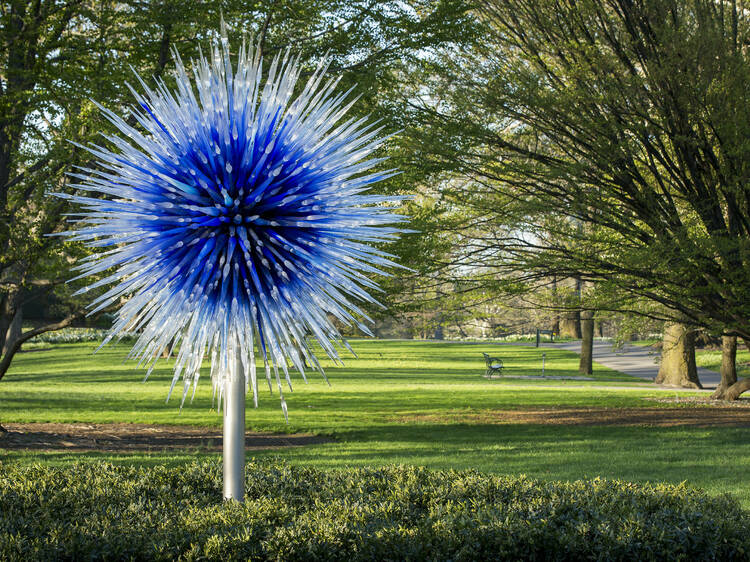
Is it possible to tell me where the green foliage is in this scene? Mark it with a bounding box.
[411,0,750,337]
[1,460,748,561]
[0,0,479,373]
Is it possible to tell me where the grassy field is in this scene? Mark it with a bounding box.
[2,339,749,507]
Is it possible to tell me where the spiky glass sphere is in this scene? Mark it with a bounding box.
[57,33,407,417]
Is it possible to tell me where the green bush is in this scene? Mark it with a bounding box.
[0,461,747,561]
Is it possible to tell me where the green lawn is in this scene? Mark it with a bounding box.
[2,339,749,507]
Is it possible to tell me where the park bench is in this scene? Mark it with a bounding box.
[482,352,503,378]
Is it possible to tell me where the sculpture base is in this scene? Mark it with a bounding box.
[223,353,245,501]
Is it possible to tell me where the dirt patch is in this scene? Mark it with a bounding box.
[394,406,750,427]
[0,423,332,453]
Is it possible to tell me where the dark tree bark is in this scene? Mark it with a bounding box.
[579,310,594,374]
[551,276,560,335]
[655,322,702,388]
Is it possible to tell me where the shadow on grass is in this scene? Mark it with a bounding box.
[251,422,750,504]
[1,386,662,427]
[4,422,749,505]
[7,365,634,387]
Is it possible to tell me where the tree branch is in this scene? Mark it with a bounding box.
[0,310,83,383]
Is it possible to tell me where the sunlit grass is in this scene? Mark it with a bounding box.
[2,339,748,507]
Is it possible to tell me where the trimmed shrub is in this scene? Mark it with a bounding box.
[0,461,747,561]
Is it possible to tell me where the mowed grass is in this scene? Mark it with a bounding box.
[2,339,749,507]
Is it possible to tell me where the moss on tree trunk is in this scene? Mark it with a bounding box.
[655,322,702,388]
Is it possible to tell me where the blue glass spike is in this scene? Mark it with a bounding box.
[54,30,409,415]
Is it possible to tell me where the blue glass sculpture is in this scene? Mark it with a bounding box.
[56,33,407,421]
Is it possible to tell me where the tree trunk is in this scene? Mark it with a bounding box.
[711,335,748,399]
[0,312,81,383]
[0,293,16,434]
[655,322,702,388]
[0,289,20,354]
[579,310,594,374]
[559,310,582,338]
[718,378,750,400]
[2,306,22,356]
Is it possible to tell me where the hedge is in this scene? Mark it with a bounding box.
[0,461,748,561]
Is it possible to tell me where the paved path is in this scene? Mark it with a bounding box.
[541,340,720,390]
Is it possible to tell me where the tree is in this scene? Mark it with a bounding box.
[655,322,702,388]
[0,1,237,385]
[713,335,738,398]
[579,309,595,375]
[0,0,478,397]
[407,0,750,396]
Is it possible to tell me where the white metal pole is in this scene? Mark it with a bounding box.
[223,349,245,501]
